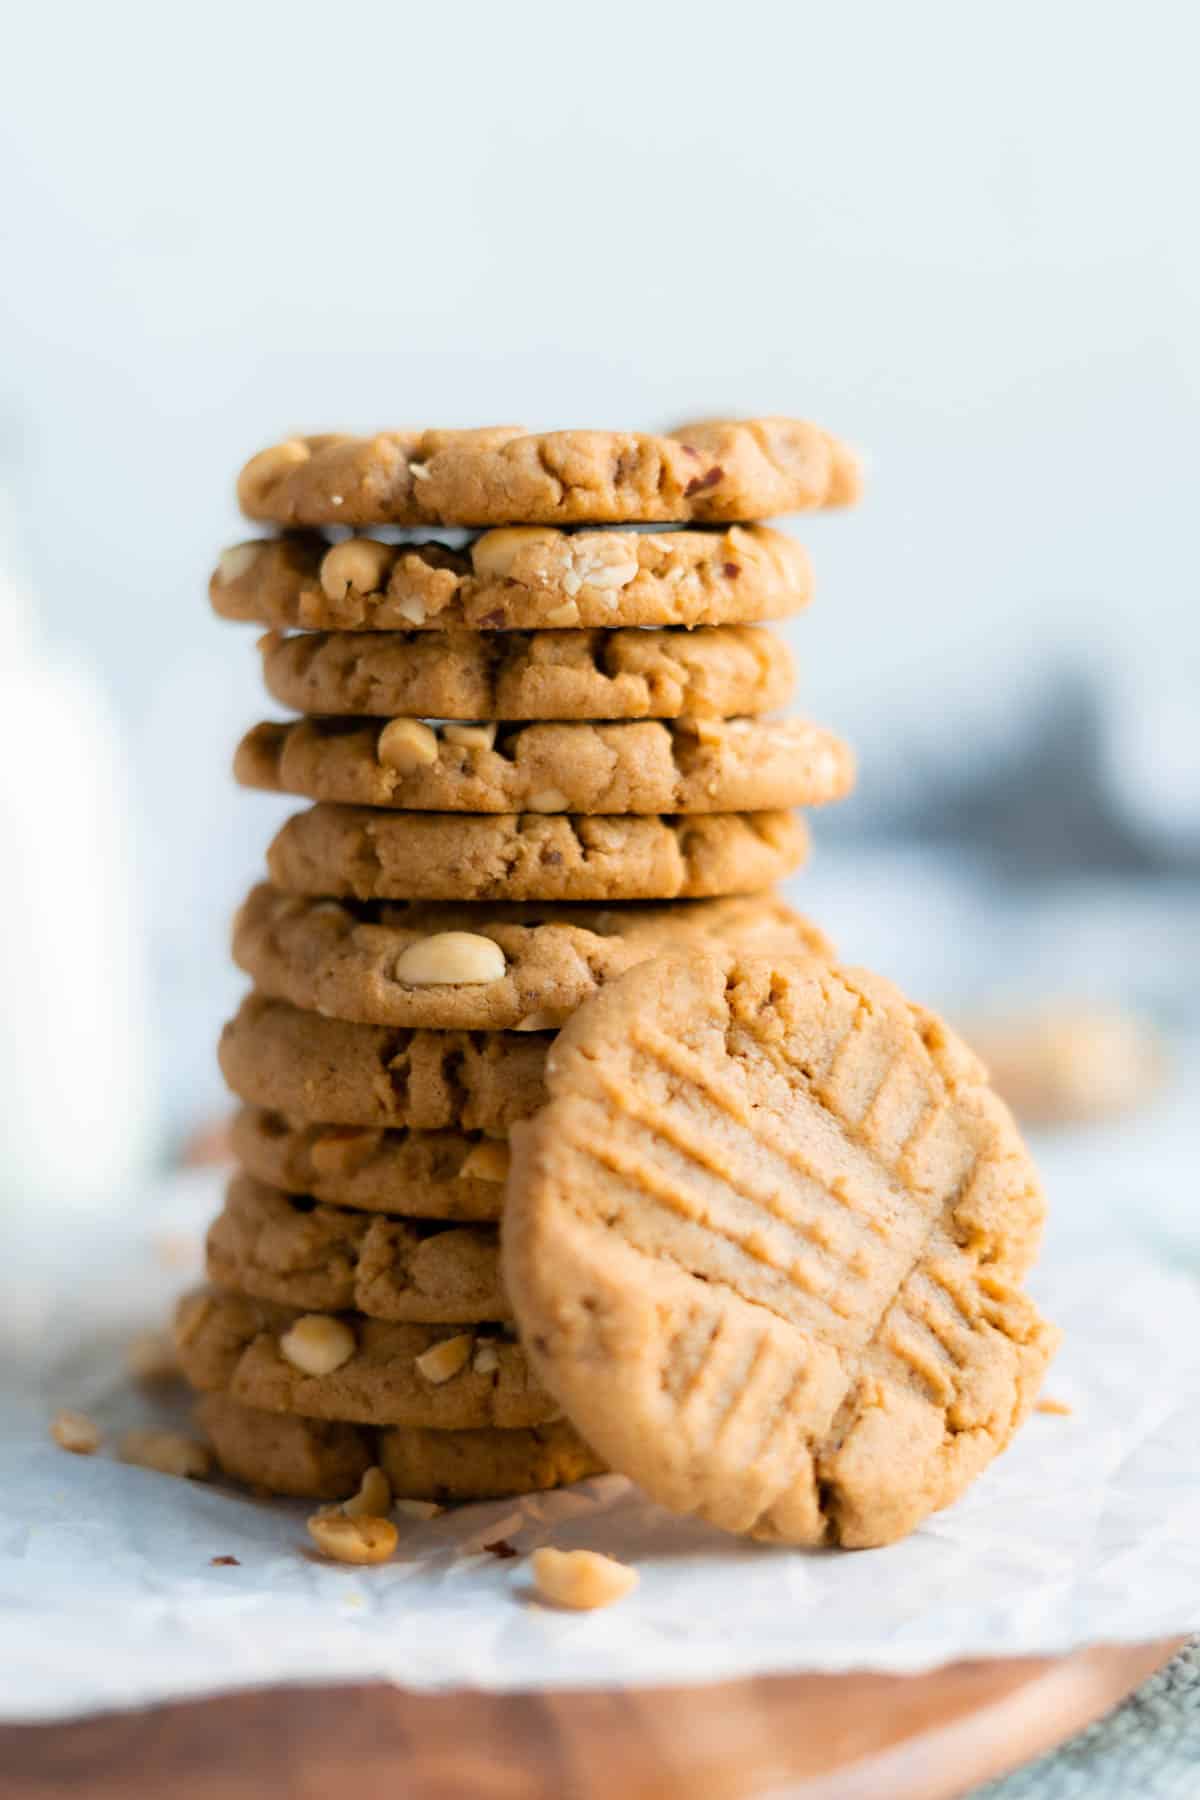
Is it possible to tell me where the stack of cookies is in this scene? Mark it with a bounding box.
[177,420,859,1507]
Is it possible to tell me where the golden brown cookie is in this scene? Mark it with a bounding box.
[267,805,808,903]
[219,994,549,1136]
[196,1392,603,1501]
[235,421,859,527]
[214,528,812,633]
[233,886,833,1030]
[208,1173,508,1322]
[503,949,1058,1550]
[236,716,854,817]
[175,1289,555,1429]
[257,624,795,722]
[232,1109,509,1220]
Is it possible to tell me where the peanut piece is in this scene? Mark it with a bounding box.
[458,1142,510,1184]
[377,717,439,772]
[528,788,569,813]
[307,1511,397,1565]
[279,1314,356,1377]
[393,1498,443,1520]
[543,601,581,627]
[442,722,497,752]
[531,1548,638,1611]
[473,1342,500,1376]
[321,537,393,601]
[51,1409,101,1455]
[120,1429,211,1480]
[514,1009,558,1032]
[394,931,506,987]
[216,542,263,586]
[238,440,310,509]
[415,1333,473,1384]
[471,526,558,582]
[343,1465,392,1519]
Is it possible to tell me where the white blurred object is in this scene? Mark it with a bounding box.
[0,496,158,1207]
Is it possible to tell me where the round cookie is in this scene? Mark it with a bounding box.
[175,1288,555,1429]
[258,624,795,722]
[212,526,811,632]
[219,994,549,1135]
[236,715,855,817]
[208,1173,509,1323]
[235,420,860,527]
[502,949,1059,1550]
[232,1109,509,1221]
[267,805,808,903]
[196,1393,603,1502]
[233,887,834,1031]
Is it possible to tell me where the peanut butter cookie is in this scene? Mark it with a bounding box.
[267,805,808,903]
[233,887,832,1030]
[213,528,811,632]
[196,1393,602,1501]
[219,994,549,1136]
[235,420,859,527]
[503,949,1058,1549]
[257,623,795,722]
[231,1109,510,1220]
[236,715,854,817]
[175,1289,555,1429]
[208,1174,509,1323]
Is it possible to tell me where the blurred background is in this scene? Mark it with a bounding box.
[1,1,1196,1240]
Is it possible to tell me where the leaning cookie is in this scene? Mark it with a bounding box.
[233,887,833,1031]
[196,1393,603,1502]
[231,1110,510,1220]
[208,1173,509,1323]
[267,805,808,903]
[235,420,859,527]
[502,948,1058,1549]
[257,623,795,723]
[236,716,854,817]
[213,528,811,633]
[175,1289,555,1429]
[219,994,549,1135]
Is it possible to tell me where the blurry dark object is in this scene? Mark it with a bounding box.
[963,1006,1165,1127]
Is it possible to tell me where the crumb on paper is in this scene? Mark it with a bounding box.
[210,1555,240,1566]
[50,1409,101,1455]
[484,1539,519,1560]
[119,1429,212,1480]
[1036,1397,1073,1417]
[962,1006,1165,1127]
[531,1547,638,1611]
[394,1499,442,1521]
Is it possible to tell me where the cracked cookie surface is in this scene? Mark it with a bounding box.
[257,623,795,721]
[213,527,812,632]
[267,804,808,903]
[208,1174,509,1323]
[236,715,854,816]
[233,886,831,1030]
[235,420,859,527]
[503,949,1058,1548]
[220,994,549,1135]
[175,1288,556,1429]
[196,1393,603,1501]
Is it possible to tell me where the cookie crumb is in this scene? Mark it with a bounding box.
[484,1539,519,1560]
[531,1547,638,1610]
[1036,1397,1072,1417]
[51,1409,101,1455]
[210,1555,240,1566]
[120,1429,212,1480]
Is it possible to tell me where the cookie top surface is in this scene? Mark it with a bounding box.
[502,949,1057,1548]
[257,623,795,722]
[208,1173,508,1323]
[231,1109,511,1220]
[234,886,832,1030]
[213,527,811,633]
[175,1288,555,1430]
[236,715,855,817]
[198,1393,603,1502]
[219,993,550,1135]
[267,805,808,903]
[235,420,859,527]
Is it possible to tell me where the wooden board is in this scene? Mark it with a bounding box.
[0,1641,1180,1800]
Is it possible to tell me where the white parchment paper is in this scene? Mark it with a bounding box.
[2,1165,1199,1723]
